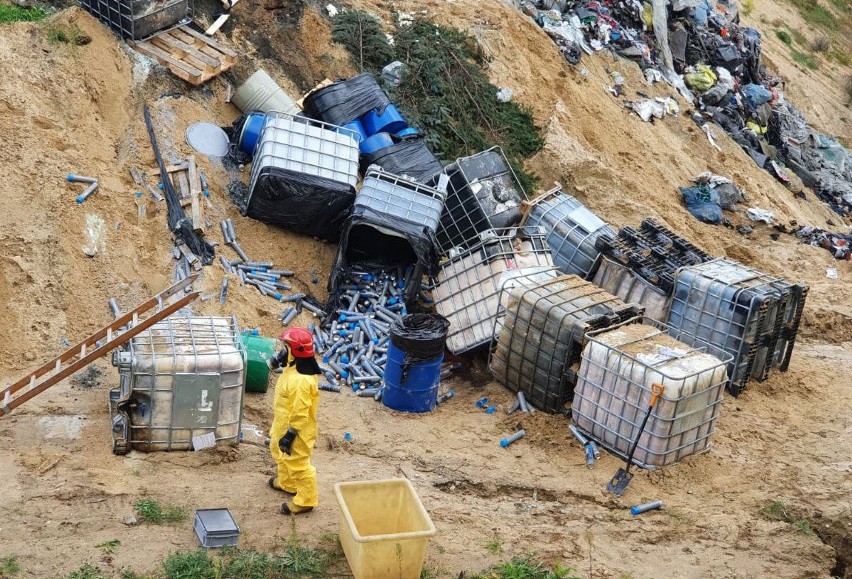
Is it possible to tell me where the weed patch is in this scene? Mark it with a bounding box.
[46,22,90,45]
[776,29,792,44]
[331,10,394,73]
[812,35,831,51]
[742,0,755,16]
[761,500,818,537]
[791,49,819,69]
[65,564,106,579]
[134,498,188,525]
[0,556,20,578]
[469,554,582,579]
[785,0,837,29]
[0,3,46,24]
[485,537,503,555]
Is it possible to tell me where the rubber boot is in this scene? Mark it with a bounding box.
[268,476,296,496]
[281,500,314,515]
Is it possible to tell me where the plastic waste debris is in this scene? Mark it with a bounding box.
[746,207,775,224]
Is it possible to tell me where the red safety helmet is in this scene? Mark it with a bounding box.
[279,327,315,357]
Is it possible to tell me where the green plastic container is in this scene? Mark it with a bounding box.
[241,334,277,393]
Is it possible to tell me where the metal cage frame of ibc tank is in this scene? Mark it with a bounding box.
[78,0,192,40]
[248,112,361,186]
[666,258,808,396]
[435,146,527,255]
[355,168,447,233]
[520,183,616,279]
[572,318,733,469]
[109,315,245,454]
[433,227,556,354]
[488,272,644,414]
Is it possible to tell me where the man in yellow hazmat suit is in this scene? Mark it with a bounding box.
[266,327,321,515]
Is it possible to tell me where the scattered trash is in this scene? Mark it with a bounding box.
[192,432,217,451]
[746,207,775,224]
[436,389,455,404]
[692,172,745,210]
[681,185,722,224]
[793,226,852,260]
[381,61,406,86]
[82,214,106,257]
[496,87,513,102]
[185,122,230,157]
[702,124,722,152]
[644,69,664,85]
[628,97,679,122]
[826,268,839,279]
[630,500,663,516]
[325,3,338,17]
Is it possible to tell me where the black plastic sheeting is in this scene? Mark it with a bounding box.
[390,313,450,364]
[303,73,392,127]
[327,203,442,304]
[245,167,355,240]
[359,136,444,183]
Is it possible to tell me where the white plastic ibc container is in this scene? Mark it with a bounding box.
[109,316,245,454]
[355,169,445,234]
[249,114,360,192]
[433,228,556,354]
[522,184,615,279]
[593,256,671,322]
[573,320,731,468]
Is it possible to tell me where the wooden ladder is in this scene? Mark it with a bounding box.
[0,276,200,417]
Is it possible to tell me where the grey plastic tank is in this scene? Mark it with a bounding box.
[522,184,615,279]
[593,257,671,322]
[667,259,808,396]
[109,316,245,454]
[489,273,643,413]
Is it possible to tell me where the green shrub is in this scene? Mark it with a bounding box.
[331,10,543,192]
[776,29,792,44]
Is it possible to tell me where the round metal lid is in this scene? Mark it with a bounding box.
[185,122,230,157]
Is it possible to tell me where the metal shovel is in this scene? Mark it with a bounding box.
[606,382,665,497]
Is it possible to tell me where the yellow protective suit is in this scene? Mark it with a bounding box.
[269,362,320,508]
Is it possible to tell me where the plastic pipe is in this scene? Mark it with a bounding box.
[67,173,97,184]
[76,182,99,203]
[569,425,589,446]
[319,382,341,393]
[500,429,526,448]
[630,500,663,516]
[517,391,531,413]
[437,389,455,404]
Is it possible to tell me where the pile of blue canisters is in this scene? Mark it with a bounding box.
[341,103,417,154]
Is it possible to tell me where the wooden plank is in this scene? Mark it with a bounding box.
[176,170,191,203]
[187,155,204,234]
[133,42,202,83]
[163,30,223,69]
[205,14,230,35]
[179,25,238,58]
[151,162,188,176]
[150,35,218,74]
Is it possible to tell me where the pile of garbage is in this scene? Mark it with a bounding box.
[792,225,852,260]
[516,0,852,217]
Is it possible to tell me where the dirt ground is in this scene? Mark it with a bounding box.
[0,2,850,578]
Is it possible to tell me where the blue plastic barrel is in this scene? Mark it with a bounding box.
[341,119,368,143]
[359,131,394,155]
[395,127,419,138]
[238,112,266,155]
[362,104,407,136]
[382,343,443,413]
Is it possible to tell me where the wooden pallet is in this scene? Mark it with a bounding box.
[133,25,237,85]
[153,155,205,233]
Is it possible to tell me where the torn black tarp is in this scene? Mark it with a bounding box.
[245,167,356,240]
[303,73,392,126]
[359,135,444,183]
[143,104,215,265]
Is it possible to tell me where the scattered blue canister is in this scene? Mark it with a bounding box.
[361,104,407,136]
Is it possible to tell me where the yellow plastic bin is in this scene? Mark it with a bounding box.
[335,479,436,579]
